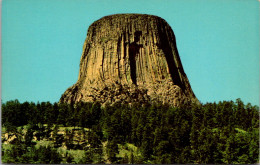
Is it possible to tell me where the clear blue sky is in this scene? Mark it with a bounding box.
[2,0,259,106]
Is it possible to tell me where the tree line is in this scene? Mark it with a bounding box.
[1,99,259,164]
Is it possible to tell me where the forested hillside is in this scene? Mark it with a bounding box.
[1,99,259,164]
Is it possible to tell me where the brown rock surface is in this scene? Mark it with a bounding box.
[60,14,199,106]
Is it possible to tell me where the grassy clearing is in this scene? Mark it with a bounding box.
[2,127,6,133]
[235,128,247,134]
[35,140,54,148]
[67,149,86,163]
[117,143,141,158]
[58,126,89,132]
[57,147,86,163]
[2,144,12,151]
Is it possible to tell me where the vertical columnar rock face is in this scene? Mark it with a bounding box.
[60,14,199,106]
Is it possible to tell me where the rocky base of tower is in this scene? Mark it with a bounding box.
[60,79,199,107]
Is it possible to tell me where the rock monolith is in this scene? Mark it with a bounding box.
[60,14,199,106]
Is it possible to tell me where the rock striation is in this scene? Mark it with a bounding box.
[60,14,199,106]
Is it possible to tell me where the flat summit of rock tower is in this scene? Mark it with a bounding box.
[60,14,199,106]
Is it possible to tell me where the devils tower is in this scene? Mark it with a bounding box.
[60,14,199,106]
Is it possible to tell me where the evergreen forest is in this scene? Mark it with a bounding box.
[1,99,259,164]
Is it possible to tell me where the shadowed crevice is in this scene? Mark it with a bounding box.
[129,31,143,85]
[157,21,185,91]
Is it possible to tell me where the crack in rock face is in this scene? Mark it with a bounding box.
[60,14,199,106]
